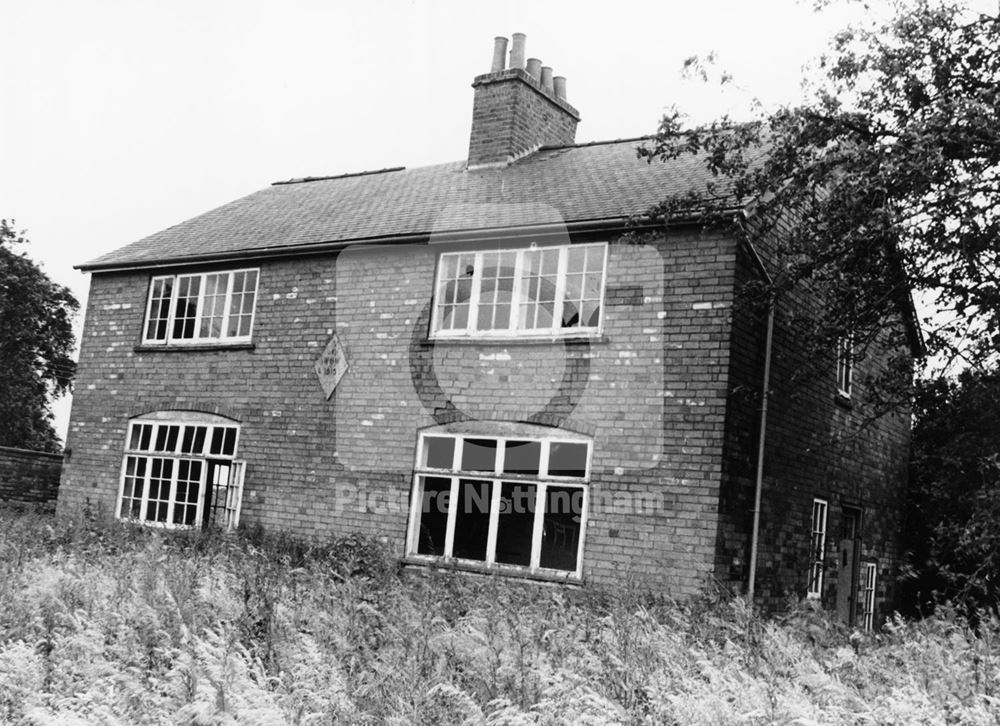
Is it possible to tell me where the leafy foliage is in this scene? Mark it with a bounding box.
[0,220,78,452]
[640,1,1000,383]
[903,367,1000,614]
[2,507,999,724]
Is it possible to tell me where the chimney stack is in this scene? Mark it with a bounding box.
[467,33,581,169]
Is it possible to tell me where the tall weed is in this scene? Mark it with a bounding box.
[1,506,998,724]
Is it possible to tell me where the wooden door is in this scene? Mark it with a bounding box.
[835,508,862,624]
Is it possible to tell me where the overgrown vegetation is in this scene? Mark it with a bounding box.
[1,507,998,725]
[903,367,1000,616]
[642,0,1000,386]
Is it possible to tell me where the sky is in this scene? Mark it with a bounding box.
[0,0,916,441]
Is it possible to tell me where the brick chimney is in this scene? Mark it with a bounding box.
[467,33,581,169]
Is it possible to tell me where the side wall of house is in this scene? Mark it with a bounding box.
[58,229,738,594]
[716,239,912,622]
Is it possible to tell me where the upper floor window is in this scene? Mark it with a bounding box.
[406,428,591,579]
[117,413,246,530]
[144,269,259,345]
[431,242,607,339]
[836,336,854,397]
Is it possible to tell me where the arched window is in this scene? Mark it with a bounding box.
[116,411,246,530]
[405,422,590,579]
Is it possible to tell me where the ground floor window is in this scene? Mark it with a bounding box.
[406,428,590,579]
[117,413,246,529]
[807,498,828,598]
[861,561,878,630]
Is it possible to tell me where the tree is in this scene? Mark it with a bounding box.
[903,368,1000,613]
[639,0,1000,385]
[0,220,79,452]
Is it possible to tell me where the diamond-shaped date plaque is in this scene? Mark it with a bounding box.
[314,334,348,400]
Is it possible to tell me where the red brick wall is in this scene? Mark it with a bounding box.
[467,69,579,166]
[58,228,739,593]
[58,222,910,606]
[716,235,912,617]
[0,445,62,506]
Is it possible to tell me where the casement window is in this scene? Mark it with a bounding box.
[117,414,246,530]
[143,269,259,344]
[431,242,607,338]
[836,336,854,397]
[861,561,878,631]
[406,430,591,579]
[807,498,828,598]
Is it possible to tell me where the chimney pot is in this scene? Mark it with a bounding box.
[540,66,554,94]
[526,58,542,80]
[509,32,526,70]
[553,76,567,101]
[491,37,508,72]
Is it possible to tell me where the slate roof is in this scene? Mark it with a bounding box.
[81,137,740,271]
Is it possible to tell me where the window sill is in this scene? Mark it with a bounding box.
[401,555,583,584]
[833,392,854,410]
[116,516,196,531]
[418,334,608,347]
[134,342,256,353]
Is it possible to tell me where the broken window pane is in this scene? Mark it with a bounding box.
[548,442,588,477]
[495,482,536,567]
[540,485,583,571]
[452,479,491,561]
[503,440,540,475]
[416,477,450,556]
[424,436,455,469]
[172,275,201,339]
[461,439,497,472]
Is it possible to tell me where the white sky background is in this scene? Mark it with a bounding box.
[0,0,941,442]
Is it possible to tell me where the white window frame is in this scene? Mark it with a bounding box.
[430,242,608,340]
[861,561,877,631]
[807,498,828,599]
[405,430,591,580]
[116,415,246,530]
[142,268,260,345]
[836,335,854,397]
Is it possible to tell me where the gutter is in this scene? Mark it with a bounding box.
[737,228,775,607]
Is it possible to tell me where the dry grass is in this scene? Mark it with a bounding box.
[0,505,997,725]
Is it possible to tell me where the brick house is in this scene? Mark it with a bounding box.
[58,34,919,624]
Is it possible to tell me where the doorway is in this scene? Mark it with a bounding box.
[835,507,862,625]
